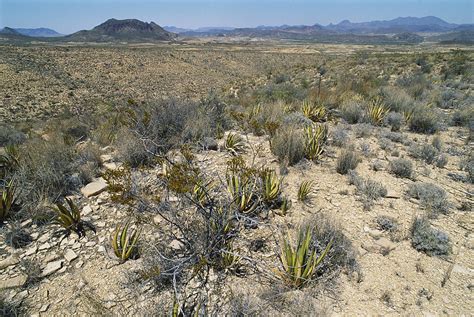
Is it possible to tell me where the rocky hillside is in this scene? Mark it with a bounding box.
[66,18,176,42]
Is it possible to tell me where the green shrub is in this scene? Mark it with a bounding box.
[389,158,413,178]
[411,217,451,256]
[409,144,438,164]
[270,127,305,165]
[336,149,360,174]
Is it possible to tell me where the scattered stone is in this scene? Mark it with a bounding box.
[39,304,50,312]
[385,190,400,199]
[64,249,78,262]
[103,162,119,170]
[38,242,51,251]
[0,274,28,290]
[44,253,60,263]
[97,246,106,253]
[72,242,82,250]
[41,260,63,277]
[375,238,397,254]
[38,234,49,243]
[80,178,108,198]
[153,215,162,225]
[364,226,384,239]
[82,205,93,216]
[96,221,106,228]
[15,290,28,301]
[0,255,19,270]
[85,241,96,248]
[100,154,113,163]
[75,260,84,269]
[21,219,32,228]
[168,239,184,250]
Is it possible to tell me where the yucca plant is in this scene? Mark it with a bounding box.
[226,172,258,214]
[112,222,141,262]
[298,180,313,202]
[225,133,246,155]
[278,227,332,288]
[367,98,389,126]
[0,180,18,223]
[304,124,328,161]
[248,104,262,120]
[261,169,282,204]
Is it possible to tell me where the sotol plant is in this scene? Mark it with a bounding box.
[112,222,141,262]
[277,226,332,288]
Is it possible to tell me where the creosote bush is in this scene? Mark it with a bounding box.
[348,171,387,210]
[409,107,439,134]
[411,217,451,256]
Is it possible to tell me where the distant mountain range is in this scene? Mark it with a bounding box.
[1,16,472,44]
[14,28,63,37]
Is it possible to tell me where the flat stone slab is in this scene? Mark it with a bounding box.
[81,178,108,198]
[0,255,19,270]
[64,249,78,263]
[0,274,27,290]
[41,260,63,277]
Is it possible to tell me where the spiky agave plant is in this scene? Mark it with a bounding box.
[225,133,246,155]
[278,226,332,288]
[226,172,258,214]
[402,110,414,123]
[304,124,328,161]
[297,180,313,202]
[0,145,20,178]
[112,222,141,262]
[0,180,18,223]
[276,196,292,216]
[261,169,282,204]
[50,198,88,236]
[367,97,389,126]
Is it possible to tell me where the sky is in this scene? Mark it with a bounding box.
[0,0,472,34]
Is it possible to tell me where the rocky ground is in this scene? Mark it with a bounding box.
[0,42,473,316]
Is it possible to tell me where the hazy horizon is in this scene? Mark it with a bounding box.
[0,0,472,34]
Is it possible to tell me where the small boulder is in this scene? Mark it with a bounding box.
[0,255,19,270]
[64,249,78,263]
[81,178,108,198]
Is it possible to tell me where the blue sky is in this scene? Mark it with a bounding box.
[0,0,472,34]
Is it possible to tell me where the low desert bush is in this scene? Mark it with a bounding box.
[376,215,398,232]
[348,171,387,210]
[0,124,26,147]
[408,143,438,164]
[2,222,32,249]
[379,86,413,113]
[270,127,305,165]
[389,158,413,178]
[336,149,360,174]
[411,217,451,256]
[353,123,373,138]
[385,112,404,131]
[408,107,439,134]
[407,183,450,216]
[451,106,474,127]
[340,99,365,124]
[330,125,350,147]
